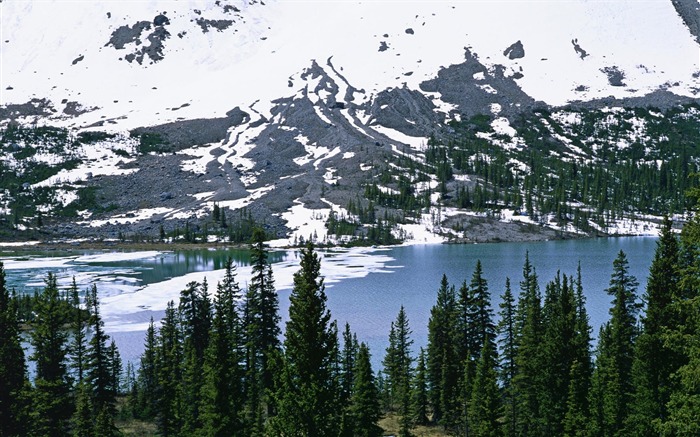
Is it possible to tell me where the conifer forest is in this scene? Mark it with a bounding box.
[3,213,700,436]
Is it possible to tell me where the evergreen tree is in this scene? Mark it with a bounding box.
[383,306,414,437]
[85,284,114,414]
[135,318,158,420]
[30,272,72,437]
[71,382,93,437]
[339,323,359,437]
[0,262,29,437]
[627,217,680,435]
[272,243,340,436]
[69,277,87,384]
[411,348,429,427]
[426,274,456,426]
[513,252,545,436]
[179,280,212,434]
[350,343,383,437]
[469,334,502,437]
[156,301,183,436]
[497,278,517,437]
[245,230,281,428]
[590,251,640,435]
[201,270,244,436]
[563,265,593,437]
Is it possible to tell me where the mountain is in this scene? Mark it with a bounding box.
[1,0,699,245]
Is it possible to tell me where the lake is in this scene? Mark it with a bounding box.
[1,237,658,370]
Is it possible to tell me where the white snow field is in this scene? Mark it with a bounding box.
[2,0,698,132]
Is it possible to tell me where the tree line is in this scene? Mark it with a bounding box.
[2,214,700,435]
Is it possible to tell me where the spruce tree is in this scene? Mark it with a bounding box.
[201,270,244,436]
[540,273,578,435]
[350,343,383,437]
[0,262,29,436]
[497,278,517,437]
[426,274,456,426]
[85,284,114,414]
[30,272,72,436]
[383,306,414,437]
[563,265,593,436]
[245,231,281,428]
[411,348,429,427]
[513,252,545,436]
[272,243,340,436]
[627,217,680,435]
[590,251,640,435]
[135,318,158,420]
[179,280,212,434]
[69,277,87,384]
[339,323,359,437]
[469,334,502,437]
[156,301,183,436]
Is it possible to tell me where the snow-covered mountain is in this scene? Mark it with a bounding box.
[1,0,699,244]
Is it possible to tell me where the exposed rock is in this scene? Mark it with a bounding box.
[671,0,700,45]
[571,38,589,59]
[420,48,543,118]
[601,66,626,87]
[503,40,525,59]
[195,18,234,33]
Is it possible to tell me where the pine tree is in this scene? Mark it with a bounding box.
[30,272,72,436]
[245,230,281,428]
[156,301,183,436]
[272,243,340,436]
[411,348,429,426]
[539,274,578,435]
[563,265,593,436]
[0,262,29,437]
[383,306,414,437]
[85,284,114,414]
[350,343,383,437]
[339,323,359,437]
[590,251,640,435]
[69,277,87,384]
[627,217,680,435]
[513,252,545,436]
[426,274,456,426]
[469,334,502,437]
[71,381,93,437]
[179,280,212,434]
[135,318,158,420]
[497,278,517,437]
[201,269,244,436]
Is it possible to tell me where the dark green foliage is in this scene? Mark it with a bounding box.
[590,251,640,436]
[30,273,73,436]
[135,132,170,155]
[201,266,244,436]
[427,274,456,426]
[513,253,545,436]
[69,278,87,384]
[469,335,502,437]
[411,348,429,427]
[245,229,281,425]
[497,278,517,437]
[0,263,29,437]
[134,319,158,420]
[155,301,183,436]
[627,217,681,435]
[85,284,115,414]
[179,280,212,434]
[271,243,341,436]
[350,343,383,437]
[383,306,414,436]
